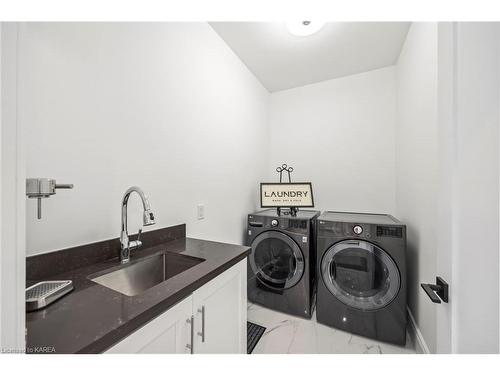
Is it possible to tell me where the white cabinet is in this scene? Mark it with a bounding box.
[105,295,193,354]
[105,258,247,354]
[193,258,247,354]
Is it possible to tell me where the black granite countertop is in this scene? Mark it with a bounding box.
[26,229,250,354]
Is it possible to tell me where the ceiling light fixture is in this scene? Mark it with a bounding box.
[286,21,325,37]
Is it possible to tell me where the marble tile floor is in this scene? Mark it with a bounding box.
[248,303,417,354]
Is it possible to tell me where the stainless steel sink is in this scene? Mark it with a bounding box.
[90,252,205,296]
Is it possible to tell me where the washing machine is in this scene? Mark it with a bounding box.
[246,209,320,319]
[316,211,407,345]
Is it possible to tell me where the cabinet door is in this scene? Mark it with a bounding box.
[105,295,193,354]
[192,259,247,354]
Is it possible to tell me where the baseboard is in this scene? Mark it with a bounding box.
[407,306,431,354]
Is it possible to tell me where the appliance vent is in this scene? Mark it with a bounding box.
[376,226,402,238]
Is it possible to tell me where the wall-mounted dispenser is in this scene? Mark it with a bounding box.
[26,178,74,219]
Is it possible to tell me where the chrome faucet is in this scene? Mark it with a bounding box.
[120,186,156,263]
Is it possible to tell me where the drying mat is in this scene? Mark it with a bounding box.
[247,321,266,354]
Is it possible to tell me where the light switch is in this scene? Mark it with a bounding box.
[197,204,205,220]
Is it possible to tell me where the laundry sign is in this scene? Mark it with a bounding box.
[260,183,314,208]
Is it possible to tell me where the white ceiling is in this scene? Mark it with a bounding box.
[210,22,410,92]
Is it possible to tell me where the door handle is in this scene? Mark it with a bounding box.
[186,315,194,354]
[421,276,449,304]
[197,306,205,342]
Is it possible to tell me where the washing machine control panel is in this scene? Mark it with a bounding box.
[273,218,307,231]
[289,220,307,229]
[248,215,309,233]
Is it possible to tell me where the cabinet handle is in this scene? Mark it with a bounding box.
[186,315,194,354]
[197,305,205,342]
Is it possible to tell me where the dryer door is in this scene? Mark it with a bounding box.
[321,240,400,311]
[250,231,304,290]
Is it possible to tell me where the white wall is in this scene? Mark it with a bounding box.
[396,23,438,353]
[268,67,397,214]
[20,23,269,256]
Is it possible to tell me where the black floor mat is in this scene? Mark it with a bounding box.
[247,321,266,354]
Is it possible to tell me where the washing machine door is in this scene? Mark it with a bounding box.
[321,240,400,311]
[249,231,304,290]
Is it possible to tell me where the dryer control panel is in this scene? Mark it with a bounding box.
[317,221,404,239]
